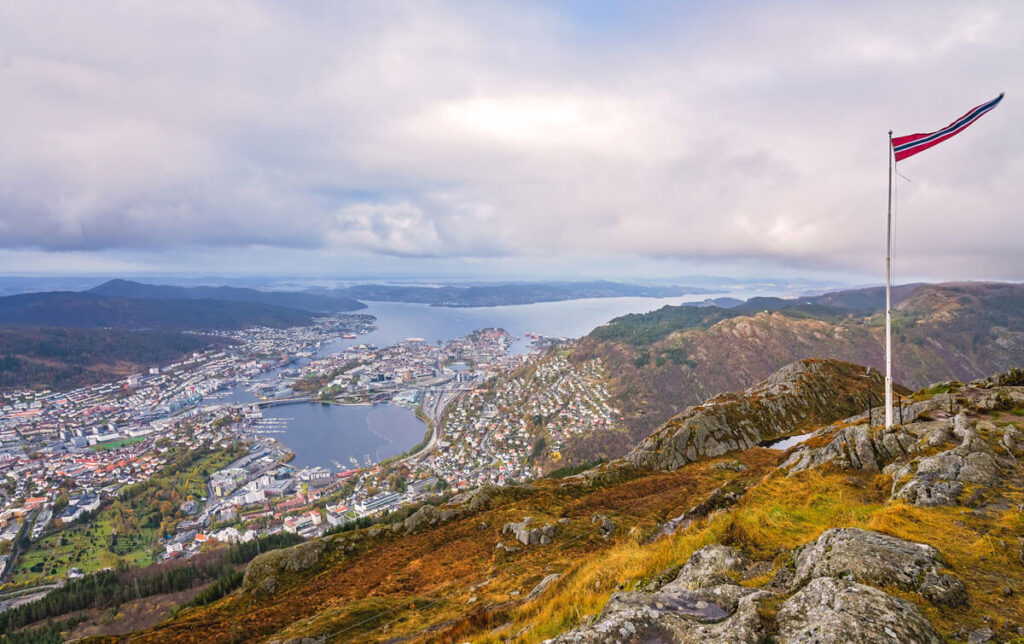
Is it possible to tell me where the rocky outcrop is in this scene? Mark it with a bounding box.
[781,421,924,474]
[400,503,442,534]
[241,539,327,596]
[550,545,770,643]
[552,532,955,643]
[776,577,943,643]
[527,573,561,600]
[446,483,533,512]
[629,359,885,471]
[792,528,968,607]
[591,514,615,539]
[502,517,557,546]
[890,413,1001,506]
[677,544,750,584]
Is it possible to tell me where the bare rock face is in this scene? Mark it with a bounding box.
[777,577,944,643]
[550,533,956,643]
[892,413,1001,507]
[677,544,750,585]
[550,575,770,643]
[629,359,885,471]
[241,539,327,597]
[781,420,935,474]
[401,503,441,534]
[792,528,968,607]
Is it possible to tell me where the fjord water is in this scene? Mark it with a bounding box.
[245,294,742,469]
[322,294,733,354]
[260,403,426,470]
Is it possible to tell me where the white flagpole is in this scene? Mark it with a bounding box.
[885,130,894,428]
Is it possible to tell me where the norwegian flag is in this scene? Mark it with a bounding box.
[892,93,1003,162]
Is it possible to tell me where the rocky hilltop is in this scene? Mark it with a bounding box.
[629,358,890,471]
[117,360,1024,642]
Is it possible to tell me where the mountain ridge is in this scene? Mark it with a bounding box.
[0,290,317,332]
[89,279,366,313]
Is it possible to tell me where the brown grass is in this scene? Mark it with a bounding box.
[128,451,778,643]
[122,435,1024,643]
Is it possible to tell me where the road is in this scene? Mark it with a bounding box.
[398,376,482,466]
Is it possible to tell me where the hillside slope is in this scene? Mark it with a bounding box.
[571,281,1024,445]
[0,291,315,331]
[0,327,232,390]
[114,361,1024,643]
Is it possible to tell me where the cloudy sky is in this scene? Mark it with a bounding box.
[0,1,1021,283]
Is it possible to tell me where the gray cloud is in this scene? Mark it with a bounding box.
[0,1,1021,279]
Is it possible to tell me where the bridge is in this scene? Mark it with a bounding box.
[257,396,313,409]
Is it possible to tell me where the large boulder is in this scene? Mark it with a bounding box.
[550,579,770,643]
[792,528,967,607]
[401,503,441,534]
[550,545,770,643]
[777,577,943,643]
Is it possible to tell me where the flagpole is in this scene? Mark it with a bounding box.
[885,130,894,428]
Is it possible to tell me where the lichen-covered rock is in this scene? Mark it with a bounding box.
[502,517,557,546]
[892,414,1001,506]
[967,627,996,643]
[401,503,441,534]
[241,539,327,596]
[629,359,885,471]
[777,577,943,643]
[549,578,770,643]
[676,544,750,585]
[711,459,748,472]
[527,573,561,600]
[502,517,533,545]
[781,421,925,474]
[792,528,967,607]
[549,542,775,643]
[591,514,615,539]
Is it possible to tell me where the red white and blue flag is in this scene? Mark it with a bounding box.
[892,93,1003,162]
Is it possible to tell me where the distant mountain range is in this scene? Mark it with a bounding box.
[0,290,316,332]
[0,279,369,333]
[89,279,366,313]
